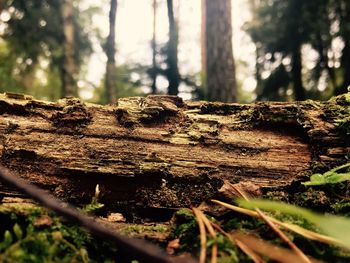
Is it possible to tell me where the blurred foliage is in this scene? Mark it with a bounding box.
[0,0,93,100]
[1,0,350,102]
[246,0,350,101]
[0,40,19,92]
[91,64,146,104]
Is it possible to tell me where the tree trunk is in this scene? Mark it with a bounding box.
[201,0,206,76]
[61,0,77,97]
[291,43,306,100]
[0,92,349,214]
[166,0,180,96]
[335,0,350,95]
[150,0,158,95]
[205,0,237,103]
[0,1,4,14]
[248,0,263,97]
[105,0,118,103]
[289,0,306,101]
[339,40,350,94]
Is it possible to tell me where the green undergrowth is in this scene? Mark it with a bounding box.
[172,209,242,262]
[171,164,350,262]
[0,205,117,263]
[172,206,350,262]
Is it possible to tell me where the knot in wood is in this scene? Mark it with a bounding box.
[115,95,184,127]
[50,98,91,127]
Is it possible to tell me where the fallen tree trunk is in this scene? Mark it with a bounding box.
[0,92,349,212]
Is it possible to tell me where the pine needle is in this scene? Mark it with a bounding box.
[211,199,346,248]
[218,183,310,263]
[231,232,322,263]
[255,208,312,263]
[198,210,218,263]
[234,238,266,263]
[192,208,207,263]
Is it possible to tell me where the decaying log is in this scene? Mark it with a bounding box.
[0,92,349,212]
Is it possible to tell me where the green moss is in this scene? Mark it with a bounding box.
[175,208,193,221]
[325,92,350,136]
[0,206,117,263]
[215,234,239,263]
[224,217,264,232]
[121,225,168,236]
[172,209,199,253]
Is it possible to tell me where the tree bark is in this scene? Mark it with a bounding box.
[205,0,237,103]
[0,92,349,213]
[166,0,180,96]
[105,0,118,103]
[61,0,77,97]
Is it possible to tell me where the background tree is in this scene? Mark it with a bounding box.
[105,0,118,103]
[165,0,180,96]
[336,0,350,95]
[200,0,206,76]
[248,0,263,94]
[150,0,158,94]
[247,0,350,101]
[61,0,77,97]
[247,0,308,101]
[205,0,237,103]
[0,0,92,99]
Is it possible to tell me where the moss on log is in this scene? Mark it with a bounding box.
[0,92,349,211]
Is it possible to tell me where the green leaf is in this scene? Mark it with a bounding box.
[82,202,104,213]
[13,223,23,240]
[0,230,14,250]
[302,163,350,186]
[238,199,350,249]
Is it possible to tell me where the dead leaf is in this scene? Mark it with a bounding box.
[167,238,180,254]
[107,213,126,222]
[33,215,53,227]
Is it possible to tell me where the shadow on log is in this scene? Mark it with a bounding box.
[0,92,349,215]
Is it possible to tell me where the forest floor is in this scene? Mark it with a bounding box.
[1,164,350,262]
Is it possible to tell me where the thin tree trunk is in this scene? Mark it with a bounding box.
[205,0,237,103]
[200,0,206,81]
[288,0,305,101]
[61,0,76,97]
[315,33,337,91]
[105,0,118,103]
[248,0,262,96]
[0,1,4,14]
[335,0,350,95]
[291,43,305,100]
[339,40,350,94]
[166,0,180,96]
[151,0,157,94]
[0,92,348,212]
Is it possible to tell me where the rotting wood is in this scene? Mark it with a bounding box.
[0,92,349,212]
